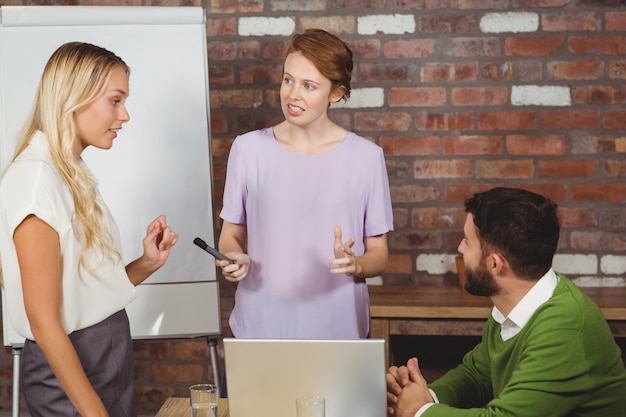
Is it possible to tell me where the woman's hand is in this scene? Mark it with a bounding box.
[328,226,357,276]
[216,252,250,282]
[126,215,178,285]
[141,215,178,270]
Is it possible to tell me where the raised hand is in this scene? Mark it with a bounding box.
[328,226,357,276]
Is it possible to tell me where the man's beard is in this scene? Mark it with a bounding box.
[464,260,500,297]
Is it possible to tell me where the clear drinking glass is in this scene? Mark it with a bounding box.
[189,383,218,417]
[296,395,325,417]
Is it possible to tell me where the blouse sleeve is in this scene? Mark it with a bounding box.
[2,160,66,236]
[219,137,248,225]
[364,147,393,237]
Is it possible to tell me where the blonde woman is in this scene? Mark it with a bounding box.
[0,42,178,417]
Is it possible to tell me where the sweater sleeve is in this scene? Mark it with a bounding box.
[425,330,593,417]
[427,319,495,409]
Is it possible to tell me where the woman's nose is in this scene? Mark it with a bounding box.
[120,105,130,123]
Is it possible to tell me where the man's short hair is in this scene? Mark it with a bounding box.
[464,187,560,280]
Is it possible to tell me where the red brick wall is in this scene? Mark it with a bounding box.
[1,1,625,414]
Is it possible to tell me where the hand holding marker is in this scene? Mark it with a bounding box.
[193,237,234,264]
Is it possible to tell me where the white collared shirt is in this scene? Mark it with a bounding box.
[414,268,559,416]
[491,268,559,341]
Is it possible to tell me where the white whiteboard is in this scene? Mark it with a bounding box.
[0,6,221,345]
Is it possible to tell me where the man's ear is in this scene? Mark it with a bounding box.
[487,252,507,276]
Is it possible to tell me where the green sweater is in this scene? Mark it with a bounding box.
[425,275,626,417]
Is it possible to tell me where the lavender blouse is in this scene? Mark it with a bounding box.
[220,128,393,339]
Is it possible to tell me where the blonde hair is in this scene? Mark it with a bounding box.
[1,42,130,284]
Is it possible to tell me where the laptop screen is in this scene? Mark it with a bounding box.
[224,338,387,417]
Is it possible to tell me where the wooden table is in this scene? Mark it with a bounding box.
[156,397,229,417]
[368,285,626,368]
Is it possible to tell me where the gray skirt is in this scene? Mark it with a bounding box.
[21,309,137,417]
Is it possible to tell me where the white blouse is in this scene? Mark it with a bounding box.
[0,131,136,340]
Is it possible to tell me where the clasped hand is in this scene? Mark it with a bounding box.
[386,357,434,417]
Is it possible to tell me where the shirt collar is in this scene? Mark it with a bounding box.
[492,268,559,339]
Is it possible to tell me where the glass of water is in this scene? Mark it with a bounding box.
[296,396,325,417]
[189,383,218,417]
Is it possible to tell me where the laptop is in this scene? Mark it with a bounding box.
[224,338,387,417]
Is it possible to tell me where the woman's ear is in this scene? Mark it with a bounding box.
[329,87,345,103]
